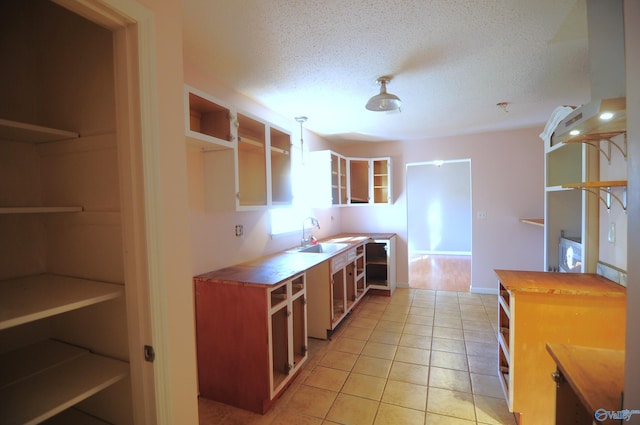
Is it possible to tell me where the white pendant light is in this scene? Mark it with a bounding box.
[366,76,401,112]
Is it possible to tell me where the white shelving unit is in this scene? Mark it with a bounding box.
[2,1,153,422]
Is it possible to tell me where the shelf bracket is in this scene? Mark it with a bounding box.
[574,186,627,214]
[572,131,627,164]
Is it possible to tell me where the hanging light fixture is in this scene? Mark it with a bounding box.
[366,76,402,112]
[295,116,307,161]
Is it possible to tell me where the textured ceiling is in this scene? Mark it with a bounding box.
[182,0,590,142]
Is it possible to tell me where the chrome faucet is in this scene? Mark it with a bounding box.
[301,217,320,247]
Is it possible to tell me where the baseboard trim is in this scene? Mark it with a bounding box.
[470,286,499,295]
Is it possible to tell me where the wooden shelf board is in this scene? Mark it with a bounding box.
[519,218,544,227]
[562,130,626,144]
[41,408,111,425]
[0,274,124,330]
[0,340,128,425]
[0,118,79,143]
[238,136,266,151]
[186,131,233,151]
[562,180,627,189]
[0,206,83,214]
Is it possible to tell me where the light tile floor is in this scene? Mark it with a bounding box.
[198,288,517,425]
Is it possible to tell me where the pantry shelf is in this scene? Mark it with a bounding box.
[0,206,84,214]
[0,274,124,330]
[0,118,79,143]
[0,339,128,425]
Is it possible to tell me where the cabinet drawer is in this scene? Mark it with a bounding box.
[346,248,357,263]
[331,253,348,273]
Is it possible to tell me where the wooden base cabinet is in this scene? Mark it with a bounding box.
[495,270,626,425]
[195,274,307,413]
[307,244,366,339]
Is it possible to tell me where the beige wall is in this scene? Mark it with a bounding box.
[136,0,199,423]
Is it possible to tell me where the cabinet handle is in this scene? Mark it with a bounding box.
[551,370,564,388]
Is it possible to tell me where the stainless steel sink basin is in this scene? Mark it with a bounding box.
[290,242,349,254]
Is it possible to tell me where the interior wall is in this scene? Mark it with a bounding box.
[598,132,628,270]
[623,0,640,418]
[337,127,544,292]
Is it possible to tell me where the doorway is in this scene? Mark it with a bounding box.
[406,160,472,291]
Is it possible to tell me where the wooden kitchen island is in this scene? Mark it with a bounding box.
[495,270,626,425]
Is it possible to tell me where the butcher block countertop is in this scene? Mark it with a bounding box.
[546,343,625,417]
[195,233,395,287]
[495,269,626,297]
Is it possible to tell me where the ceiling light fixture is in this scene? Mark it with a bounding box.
[366,76,401,112]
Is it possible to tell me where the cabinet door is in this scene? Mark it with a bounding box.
[331,268,346,324]
[237,113,267,207]
[331,153,340,205]
[270,302,289,393]
[372,158,391,204]
[339,156,348,204]
[291,291,307,369]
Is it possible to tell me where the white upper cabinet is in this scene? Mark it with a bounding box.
[184,85,292,210]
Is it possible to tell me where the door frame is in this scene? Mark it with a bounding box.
[53,0,169,423]
[406,159,473,287]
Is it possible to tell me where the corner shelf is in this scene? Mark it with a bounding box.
[0,118,79,144]
[0,339,128,425]
[0,274,124,330]
[562,180,627,213]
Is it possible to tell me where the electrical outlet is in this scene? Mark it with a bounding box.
[477,210,487,220]
[235,225,243,237]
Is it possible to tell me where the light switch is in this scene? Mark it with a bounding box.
[608,223,615,243]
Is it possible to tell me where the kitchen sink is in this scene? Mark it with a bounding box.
[290,242,349,254]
